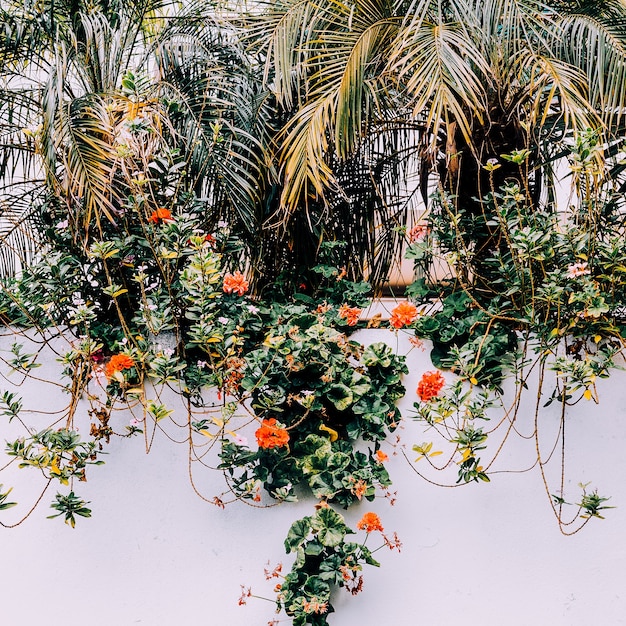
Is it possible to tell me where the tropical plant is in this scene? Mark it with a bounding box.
[0,0,265,279]
[245,0,626,289]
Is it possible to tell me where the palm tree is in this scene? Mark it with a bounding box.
[245,0,626,289]
[0,0,264,269]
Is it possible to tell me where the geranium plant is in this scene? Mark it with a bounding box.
[0,144,408,623]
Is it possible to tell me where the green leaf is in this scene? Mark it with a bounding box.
[0,484,17,511]
[311,507,349,547]
[362,342,394,368]
[326,384,354,411]
[285,516,312,552]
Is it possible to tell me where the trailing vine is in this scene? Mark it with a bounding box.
[0,131,621,622]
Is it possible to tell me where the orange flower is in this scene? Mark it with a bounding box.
[356,512,384,533]
[255,418,290,449]
[389,301,418,328]
[338,303,361,326]
[375,449,388,463]
[352,479,368,500]
[147,208,173,224]
[222,271,249,296]
[417,370,445,402]
[105,354,135,379]
[303,599,328,615]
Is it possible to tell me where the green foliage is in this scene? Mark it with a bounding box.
[7,343,41,374]
[403,132,622,531]
[578,486,614,520]
[278,507,382,626]
[0,391,22,422]
[6,428,104,486]
[217,321,405,505]
[0,484,17,511]
[47,492,92,528]
[0,60,619,625]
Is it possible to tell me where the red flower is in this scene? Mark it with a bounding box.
[147,208,173,224]
[338,303,361,326]
[223,271,249,296]
[356,512,384,533]
[255,418,290,449]
[417,370,445,402]
[105,354,135,379]
[389,301,418,328]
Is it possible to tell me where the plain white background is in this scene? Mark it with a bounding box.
[0,328,624,625]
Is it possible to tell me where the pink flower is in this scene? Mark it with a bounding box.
[407,224,428,242]
[566,262,590,278]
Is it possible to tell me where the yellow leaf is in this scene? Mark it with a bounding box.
[319,424,339,442]
[429,450,443,458]
[199,429,214,438]
[469,376,478,385]
[583,389,592,401]
[413,442,436,457]
[460,449,472,462]
[594,335,602,344]
[159,248,178,259]
[263,335,285,348]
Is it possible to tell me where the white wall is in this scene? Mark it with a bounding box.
[0,329,624,625]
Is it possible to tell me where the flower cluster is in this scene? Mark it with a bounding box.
[147,208,173,224]
[356,511,384,533]
[223,271,249,295]
[389,301,418,329]
[338,303,361,326]
[255,418,290,450]
[417,370,445,402]
[407,223,428,243]
[566,261,591,278]
[105,354,135,379]
[375,449,388,463]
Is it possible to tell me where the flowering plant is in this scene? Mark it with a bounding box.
[0,132,619,624]
[400,133,620,527]
[271,507,398,626]
[0,148,408,624]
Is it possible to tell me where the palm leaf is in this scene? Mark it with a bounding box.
[554,6,626,130]
[388,18,489,151]
[154,15,264,231]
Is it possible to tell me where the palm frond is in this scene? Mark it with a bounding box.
[388,18,489,151]
[154,11,265,231]
[44,84,118,229]
[0,183,47,277]
[554,5,626,130]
